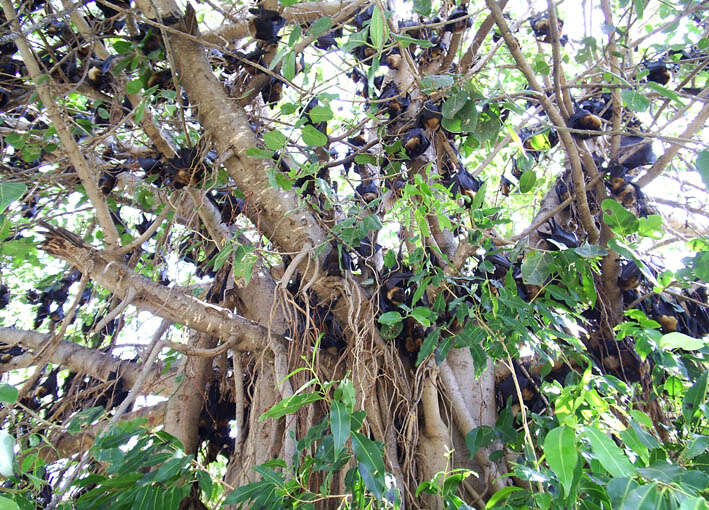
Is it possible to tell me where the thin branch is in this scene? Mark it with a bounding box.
[90,287,136,335]
[113,206,172,256]
[459,0,508,72]
[547,0,570,119]
[636,99,709,188]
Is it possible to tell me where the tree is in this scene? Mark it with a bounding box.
[0,0,708,507]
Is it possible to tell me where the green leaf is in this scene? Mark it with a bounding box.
[112,39,133,54]
[609,239,657,287]
[393,34,433,49]
[521,251,553,286]
[442,90,468,119]
[441,116,462,133]
[471,180,487,210]
[358,460,385,500]
[602,199,639,236]
[196,469,213,497]
[330,401,350,458]
[683,370,708,424]
[620,427,649,465]
[0,430,15,478]
[273,171,293,191]
[378,311,403,326]
[301,125,328,147]
[263,130,287,150]
[233,244,257,286]
[574,243,608,258]
[694,251,709,282]
[4,133,26,149]
[630,421,660,451]
[458,100,479,133]
[21,145,42,163]
[526,132,549,151]
[126,78,143,94]
[135,99,147,123]
[621,483,661,510]
[0,383,18,404]
[485,486,526,508]
[659,332,707,351]
[696,151,709,191]
[465,426,496,459]
[679,496,709,510]
[166,486,191,509]
[683,435,709,460]
[354,153,377,164]
[532,54,551,75]
[283,52,296,81]
[637,464,685,484]
[411,306,432,327]
[259,392,322,421]
[352,431,387,499]
[288,24,301,47]
[416,327,440,366]
[310,16,333,37]
[413,0,431,16]
[67,407,104,434]
[411,278,430,307]
[637,214,663,239]
[583,426,636,478]
[543,426,577,497]
[281,103,298,116]
[246,147,275,159]
[370,6,387,52]
[621,89,650,113]
[152,453,191,483]
[608,478,639,509]
[431,328,451,361]
[0,239,38,261]
[645,81,684,106]
[421,74,454,93]
[335,379,356,411]
[211,243,233,271]
[518,170,536,193]
[0,182,27,214]
[0,496,20,510]
[309,105,333,123]
[633,0,645,18]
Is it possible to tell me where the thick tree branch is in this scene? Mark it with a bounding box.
[202,0,361,44]
[459,0,508,72]
[39,224,279,351]
[0,326,174,395]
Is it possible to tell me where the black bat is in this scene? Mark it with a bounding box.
[568,108,602,139]
[402,128,430,159]
[538,218,579,249]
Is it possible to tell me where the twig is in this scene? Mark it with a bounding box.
[114,206,171,255]
[90,287,136,336]
[636,100,709,187]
